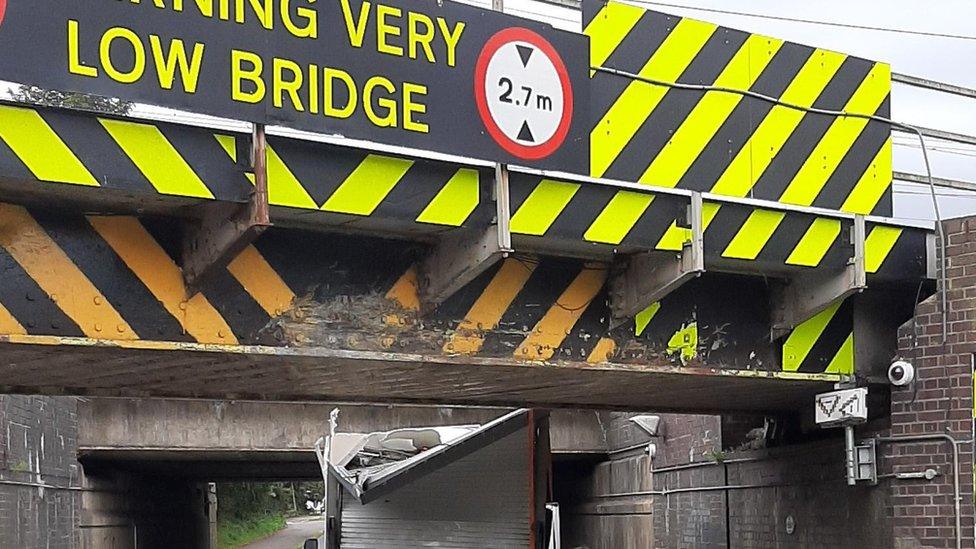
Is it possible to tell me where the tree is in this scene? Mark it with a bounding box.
[12,85,132,115]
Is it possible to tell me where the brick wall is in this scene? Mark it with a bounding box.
[889,216,976,549]
[0,395,81,549]
[651,415,727,548]
[725,441,890,548]
[558,413,723,549]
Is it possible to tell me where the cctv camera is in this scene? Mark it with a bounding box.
[888,360,915,386]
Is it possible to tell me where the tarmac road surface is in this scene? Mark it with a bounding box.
[241,516,322,549]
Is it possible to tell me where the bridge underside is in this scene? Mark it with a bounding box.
[0,336,833,412]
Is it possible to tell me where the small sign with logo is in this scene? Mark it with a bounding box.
[815,387,868,427]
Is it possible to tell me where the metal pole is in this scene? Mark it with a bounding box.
[877,434,965,549]
[251,123,270,222]
[844,425,857,486]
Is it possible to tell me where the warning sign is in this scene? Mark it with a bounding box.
[815,387,868,427]
[475,28,573,161]
[0,0,588,173]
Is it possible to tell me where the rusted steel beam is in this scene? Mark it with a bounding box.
[419,164,513,311]
[0,335,842,413]
[182,124,271,294]
[770,216,867,339]
[609,192,704,326]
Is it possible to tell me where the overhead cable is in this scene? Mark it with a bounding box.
[593,64,948,344]
[610,0,976,41]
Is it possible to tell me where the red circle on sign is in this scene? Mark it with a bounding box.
[474,27,573,161]
[0,0,7,28]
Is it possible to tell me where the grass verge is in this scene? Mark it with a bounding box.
[217,514,287,548]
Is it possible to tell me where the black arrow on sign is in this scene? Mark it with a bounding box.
[517,121,535,143]
[516,45,534,67]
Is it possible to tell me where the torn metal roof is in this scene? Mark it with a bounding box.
[329,409,530,504]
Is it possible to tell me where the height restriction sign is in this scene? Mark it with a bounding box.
[475,28,574,161]
[0,0,588,173]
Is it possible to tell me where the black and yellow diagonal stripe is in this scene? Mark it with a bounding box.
[0,103,484,228]
[506,173,923,278]
[781,298,854,374]
[0,200,916,376]
[584,0,893,217]
[0,203,291,344]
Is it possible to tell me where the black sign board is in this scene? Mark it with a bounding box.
[0,0,588,172]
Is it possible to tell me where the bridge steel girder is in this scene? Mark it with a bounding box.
[0,102,935,409]
[0,335,837,413]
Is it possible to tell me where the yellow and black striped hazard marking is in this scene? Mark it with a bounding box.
[0,200,884,376]
[584,0,893,217]
[0,104,484,228]
[507,172,928,279]
[781,299,854,375]
[0,202,293,345]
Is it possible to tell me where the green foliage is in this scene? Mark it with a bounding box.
[216,483,291,548]
[218,482,289,522]
[705,449,727,463]
[216,513,287,549]
[214,481,325,547]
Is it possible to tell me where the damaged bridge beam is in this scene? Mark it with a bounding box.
[770,215,867,340]
[419,164,513,312]
[609,192,705,327]
[182,124,271,295]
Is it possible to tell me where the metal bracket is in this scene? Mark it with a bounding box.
[183,124,271,294]
[771,215,867,339]
[418,164,513,311]
[609,192,705,326]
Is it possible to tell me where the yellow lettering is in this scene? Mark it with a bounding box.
[281,0,318,39]
[232,50,266,103]
[219,0,231,19]
[308,63,320,114]
[273,58,304,111]
[407,12,435,63]
[437,18,465,68]
[403,82,428,133]
[100,27,146,84]
[324,68,357,119]
[376,5,403,57]
[173,0,214,16]
[364,76,397,128]
[339,0,370,48]
[149,36,205,93]
[67,20,98,78]
[235,0,273,29]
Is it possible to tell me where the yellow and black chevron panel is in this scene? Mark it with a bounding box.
[0,203,297,344]
[508,171,687,251]
[583,0,893,217]
[0,102,488,230]
[864,222,929,281]
[0,200,913,378]
[508,172,928,277]
[0,103,250,201]
[704,201,852,273]
[781,298,854,374]
[259,138,488,227]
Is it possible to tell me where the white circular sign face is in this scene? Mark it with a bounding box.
[484,41,564,147]
[475,28,573,160]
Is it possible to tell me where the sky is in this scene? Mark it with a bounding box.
[487,0,976,221]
